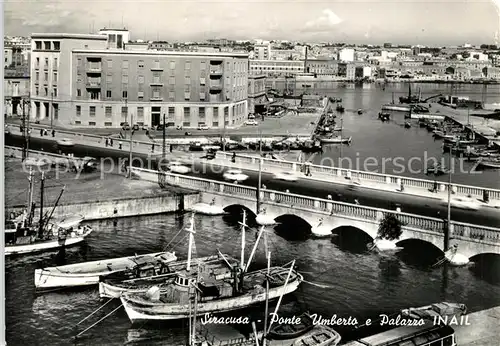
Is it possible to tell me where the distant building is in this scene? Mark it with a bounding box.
[4,46,13,67]
[4,68,30,117]
[305,59,338,75]
[249,59,304,76]
[206,38,235,46]
[383,43,392,48]
[149,41,174,50]
[253,43,271,60]
[247,74,267,114]
[125,41,149,51]
[338,48,354,62]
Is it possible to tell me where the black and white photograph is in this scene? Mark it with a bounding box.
[2,0,500,345]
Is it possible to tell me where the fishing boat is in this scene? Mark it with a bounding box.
[34,251,177,291]
[319,136,352,144]
[267,312,314,340]
[381,104,410,112]
[291,326,341,346]
[190,202,226,216]
[5,171,94,256]
[401,302,467,320]
[119,213,303,322]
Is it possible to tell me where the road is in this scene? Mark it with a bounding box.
[6,134,500,228]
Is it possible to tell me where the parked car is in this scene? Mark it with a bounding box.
[272,171,299,182]
[223,169,249,182]
[176,125,183,130]
[198,124,209,130]
[132,124,140,131]
[168,161,191,174]
[244,120,258,126]
[121,122,130,130]
[142,124,149,131]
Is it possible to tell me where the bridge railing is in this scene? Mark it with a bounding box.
[131,167,500,244]
[215,152,500,200]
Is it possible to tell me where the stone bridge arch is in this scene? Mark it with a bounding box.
[223,204,257,218]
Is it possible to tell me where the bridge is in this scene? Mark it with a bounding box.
[131,167,500,260]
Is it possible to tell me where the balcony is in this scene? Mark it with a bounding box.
[209,82,223,90]
[150,79,164,86]
[150,96,163,101]
[151,65,164,71]
[209,68,223,76]
[85,81,101,89]
[86,65,102,73]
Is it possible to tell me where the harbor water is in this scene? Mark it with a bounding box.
[306,83,500,189]
[6,212,500,345]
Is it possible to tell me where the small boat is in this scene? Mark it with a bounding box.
[382,104,410,112]
[370,238,403,252]
[401,302,467,320]
[256,211,277,226]
[357,109,363,115]
[56,138,74,147]
[267,312,314,340]
[378,112,390,121]
[311,220,332,238]
[404,121,411,128]
[477,158,500,169]
[336,104,345,112]
[444,245,470,266]
[291,325,341,346]
[319,136,352,144]
[190,202,226,216]
[34,251,177,290]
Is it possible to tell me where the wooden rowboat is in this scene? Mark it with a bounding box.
[267,312,314,340]
[291,325,341,346]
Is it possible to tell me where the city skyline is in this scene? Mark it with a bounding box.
[4,0,500,46]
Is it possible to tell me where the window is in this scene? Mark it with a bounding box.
[122,106,128,118]
[184,91,190,101]
[152,89,160,99]
[75,120,82,125]
[184,107,190,117]
[200,77,206,85]
[89,106,96,117]
[53,88,57,97]
[44,41,51,50]
[199,107,205,117]
[169,77,175,85]
[201,61,206,70]
[104,122,112,127]
[35,57,40,68]
[214,108,219,118]
[89,121,96,126]
[53,72,58,82]
[53,104,59,119]
[169,91,175,100]
[138,75,144,84]
[169,61,175,69]
[106,90,112,98]
[138,60,144,68]
[199,93,206,100]
[77,89,81,97]
[105,106,112,117]
[44,58,49,68]
[53,41,60,50]
[77,74,82,83]
[35,41,42,50]
[212,121,218,127]
[44,87,48,96]
[122,60,129,69]
[35,72,39,81]
[168,107,175,117]
[185,61,191,70]
[53,58,58,68]
[122,75,129,83]
[122,90,128,98]
[44,72,48,81]
[106,74,112,84]
[107,59,113,68]
[184,76,190,85]
[137,107,144,118]
[153,60,160,69]
[35,87,39,95]
[183,121,190,127]
[224,107,228,117]
[138,91,144,99]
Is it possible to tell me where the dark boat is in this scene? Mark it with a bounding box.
[336,104,345,112]
[404,121,411,128]
[267,312,314,340]
[188,142,204,151]
[378,112,390,121]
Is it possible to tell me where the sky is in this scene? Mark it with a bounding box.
[4,0,500,46]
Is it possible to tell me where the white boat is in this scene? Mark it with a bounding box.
[401,302,467,320]
[291,325,341,346]
[381,104,410,112]
[168,161,192,174]
[443,245,470,266]
[119,213,302,322]
[223,169,249,182]
[371,238,403,252]
[34,251,177,290]
[477,158,500,169]
[311,220,332,238]
[5,225,93,256]
[272,171,299,182]
[443,196,481,210]
[256,210,277,226]
[320,136,352,144]
[56,138,75,147]
[190,202,226,216]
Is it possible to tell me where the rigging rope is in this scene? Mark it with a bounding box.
[163,226,186,251]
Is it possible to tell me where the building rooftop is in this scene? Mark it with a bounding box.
[31,33,107,40]
[71,49,248,58]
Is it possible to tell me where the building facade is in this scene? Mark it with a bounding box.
[4,69,30,117]
[249,60,304,76]
[305,59,338,75]
[247,74,267,114]
[70,50,248,128]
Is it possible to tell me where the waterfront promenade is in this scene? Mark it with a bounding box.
[5,124,500,207]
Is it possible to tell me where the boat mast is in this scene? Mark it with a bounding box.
[445,140,458,252]
[257,130,263,213]
[262,236,271,346]
[45,186,66,229]
[240,209,246,270]
[186,213,196,272]
[38,171,45,238]
[191,267,200,346]
[244,226,266,273]
[26,167,34,227]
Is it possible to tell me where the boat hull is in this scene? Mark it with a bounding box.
[190,203,226,216]
[320,137,351,144]
[5,228,93,256]
[34,252,176,290]
[120,274,303,322]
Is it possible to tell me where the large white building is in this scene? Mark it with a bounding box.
[253,43,271,60]
[338,48,355,62]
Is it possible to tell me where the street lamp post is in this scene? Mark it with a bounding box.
[256,128,263,213]
[129,112,133,179]
[50,91,54,129]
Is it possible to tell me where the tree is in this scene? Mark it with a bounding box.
[377,213,403,241]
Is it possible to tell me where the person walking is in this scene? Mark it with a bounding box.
[105,138,109,147]
[40,129,44,137]
[51,129,55,137]
[110,138,113,147]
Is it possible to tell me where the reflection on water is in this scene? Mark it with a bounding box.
[6,212,500,345]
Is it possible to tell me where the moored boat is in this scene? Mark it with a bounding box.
[477,158,500,169]
[190,202,226,216]
[381,104,410,112]
[291,325,341,346]
[401,302,467,320]
[34,251,177,291]
[319,136,352,144]
[267,312,314,340]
